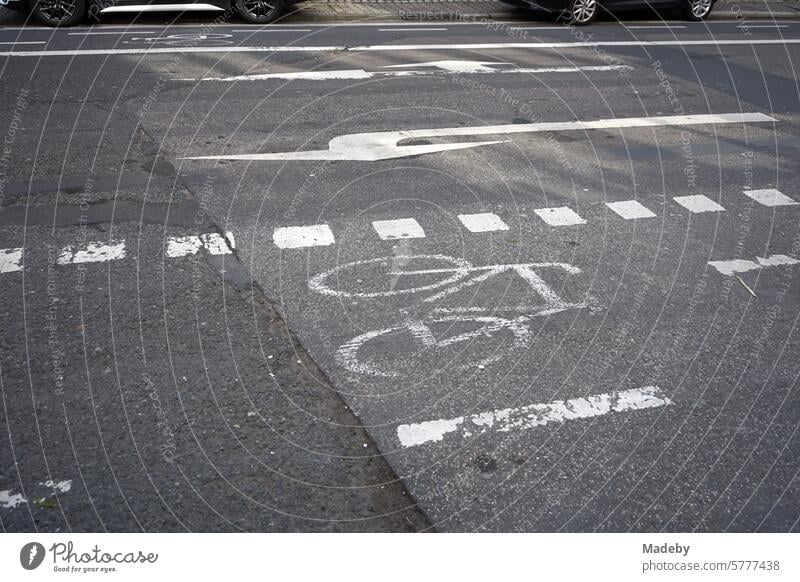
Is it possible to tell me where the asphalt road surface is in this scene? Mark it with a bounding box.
[1,17,799,532]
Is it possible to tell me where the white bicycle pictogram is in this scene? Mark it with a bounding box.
[308,254,586,377]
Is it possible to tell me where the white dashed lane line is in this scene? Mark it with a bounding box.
[0,248,23,273]
[396,386,673,449]
[606,200,659,220]
[708,254,800,276]
[372,218,426,240]
[57,240,127,265]
[534,206,587,227]
[458,213,509,233]
[743,188,799,207]
[672,194,726,214]
[273,224,336,249]
[165,232,234,257]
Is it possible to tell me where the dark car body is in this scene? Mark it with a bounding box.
[502,0,713,17]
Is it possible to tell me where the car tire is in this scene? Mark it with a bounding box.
[683,0,713,20]
[234,0,285,24]
[30,0,87,27]
[557,0,599,26]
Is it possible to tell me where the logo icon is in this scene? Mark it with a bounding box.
[20,542,45,570]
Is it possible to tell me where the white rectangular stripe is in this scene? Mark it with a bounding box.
[534,206,586,226]
[273,225,335,249]
[708,254,800,276]
[0,248,23,273]
[166,233,233,257]
[397,386,672,448]
[372,218,425,240]
[743,189,798,207]
[5,39,800,58]
[458,212,509,233]
[673,195,725,213]
[57,241,126,265]
[606,200,657,220]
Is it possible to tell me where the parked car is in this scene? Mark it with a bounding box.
[502,0,716,25]
[0,0,290,27]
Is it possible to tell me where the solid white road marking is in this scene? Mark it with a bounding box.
[165,232,233,257]
[57,241,126,265]
[273,224,335,249]
[0,41,46,45]
[396,386,672,448]
[534,206,586,226]
[182,113,775,162]
[708,254,800,276]
[68,31,157,35]
[385,59,497,72]
[6,38,800,57]
[626,25,687,29]
[379,28,449,32]
[0,248,23,273]
[372,218,426,240]
[231,29,313,33]
[458,212,509,233]
[743,188,798,207]
[673,195,726,214]
[606,200,657,220]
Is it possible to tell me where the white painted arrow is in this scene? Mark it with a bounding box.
[180,113,776,162]
[383,60,503,73]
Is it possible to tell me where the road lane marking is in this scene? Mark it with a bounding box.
[165,232,234,257]
[182,113,775,162]
[606,200,657,220]
[273,224,335,249]
[57,241,126,265]
[743,188,798,207]
[708,254,800,276]
[534,207,586,226]
[5,38,800,57]
[0,41,45,45]
[68,31,157,35]
[1,479,72,510]
[183,63,628,82]
[458,213,509,233]
[396,386,672,448]
[379,28,449,32]
[372,218,426,240]
[673,195,725,214]
[231,29,312,33]
[0,248,23,273]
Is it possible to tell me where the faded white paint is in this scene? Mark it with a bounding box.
[336,315,532,377]
[40,479,72,493]
[372,218,426,240]
[0,489,27,509]
[673,195,726,214]
[181,113,775,162]
[534,206,586,226]
[273,224,335,249]
[165,232,233,257]
[57,241,126,265]
[743,189,798,207]
[396,386,672,448]
[0,248,23,273]
[606,200,657,220]
[708,254,800,276]
[458,213,509,233]
[186,64,628,82]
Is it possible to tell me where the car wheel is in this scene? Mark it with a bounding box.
[683,0,713,20]
[558,0,599,26]
[235,0,285,24]
[30,0,87,27]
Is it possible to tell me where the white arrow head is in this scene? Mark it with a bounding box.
[383,60,505,73]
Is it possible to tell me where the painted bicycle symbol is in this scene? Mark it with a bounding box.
[308,255,587,377]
